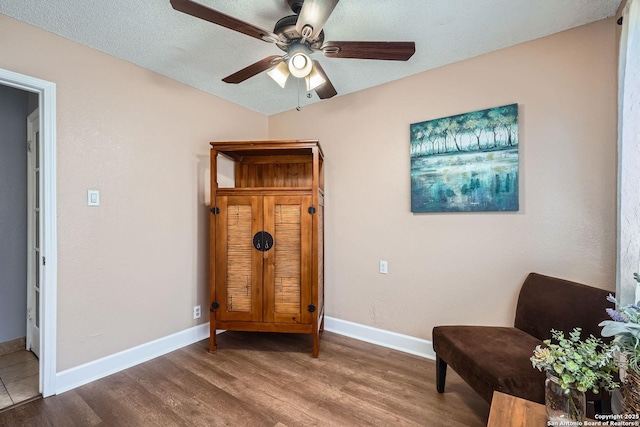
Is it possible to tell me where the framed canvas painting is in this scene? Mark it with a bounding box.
[410,103,519,212]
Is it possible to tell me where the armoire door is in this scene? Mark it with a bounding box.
[215,195,263,322]
[263,195,313,324]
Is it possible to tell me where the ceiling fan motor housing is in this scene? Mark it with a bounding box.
[274,15,299,40]
[287,0,304,14]
[274,15,324,51]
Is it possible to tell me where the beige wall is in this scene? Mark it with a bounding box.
[0,15,268,371]
[268,18,618,340]
[0,13,618,372]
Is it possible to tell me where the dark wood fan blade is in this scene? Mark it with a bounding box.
[322,41,416,61]
[170,0,278,42]
[222,56,284,84]
[312,61,337,99]
[295,0,339,41]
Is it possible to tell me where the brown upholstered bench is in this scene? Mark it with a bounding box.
[433,272,613,406]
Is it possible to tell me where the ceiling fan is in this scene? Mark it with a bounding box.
[170,0,416,99]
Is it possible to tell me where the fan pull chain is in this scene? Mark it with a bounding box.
[296,78,313,111]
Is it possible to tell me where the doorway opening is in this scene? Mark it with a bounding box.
[0,89,39,410]
[0,67,57,400]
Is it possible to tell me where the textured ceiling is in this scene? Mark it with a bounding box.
[0,0,622,115]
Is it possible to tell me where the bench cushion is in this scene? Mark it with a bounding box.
[433,325,545,403]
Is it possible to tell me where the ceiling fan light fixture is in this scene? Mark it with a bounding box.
[267,61,290,88]
[305,65,326,91]
[288,51,313,78]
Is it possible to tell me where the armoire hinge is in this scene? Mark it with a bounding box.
[211,207,220,215]
[308,206,316,215]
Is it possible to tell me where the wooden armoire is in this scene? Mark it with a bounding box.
[209,140,325,357]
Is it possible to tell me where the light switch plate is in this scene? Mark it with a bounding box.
[379,260,388,274]
[88,190,100,206]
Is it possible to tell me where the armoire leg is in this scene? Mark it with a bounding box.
[209,317,218,353]
[312,330,319,358]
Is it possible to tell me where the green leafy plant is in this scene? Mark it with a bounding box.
[599,274,640,374]
[530,328,619,394]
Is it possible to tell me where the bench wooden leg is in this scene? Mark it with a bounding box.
[436,355,447,393]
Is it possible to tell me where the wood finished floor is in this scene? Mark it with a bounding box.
[0,331,489,426]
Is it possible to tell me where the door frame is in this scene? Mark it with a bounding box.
[0,67,57,397]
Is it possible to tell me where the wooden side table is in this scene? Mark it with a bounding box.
[487,391,547,426]
[488,391,599,426]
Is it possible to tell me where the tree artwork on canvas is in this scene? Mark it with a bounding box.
[410,103,519,212]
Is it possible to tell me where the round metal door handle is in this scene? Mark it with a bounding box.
[253,231,274,252]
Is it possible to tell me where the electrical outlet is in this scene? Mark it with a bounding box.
[379,260,388,274]
[193,305,201,319]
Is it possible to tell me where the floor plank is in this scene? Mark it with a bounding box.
[0,331,490,426]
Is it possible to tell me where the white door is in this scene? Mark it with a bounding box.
[26,109,41,358]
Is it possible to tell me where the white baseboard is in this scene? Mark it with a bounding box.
[55,323,212,394]
[55,317,434,395]
[324,316,436,360]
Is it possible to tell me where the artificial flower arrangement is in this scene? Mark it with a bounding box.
[530,327,619,394]
[531,328,619,421]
